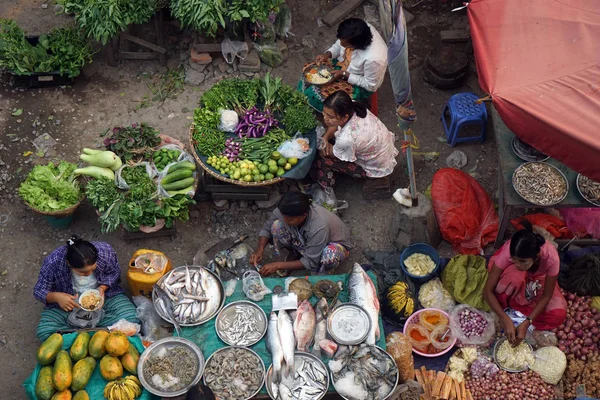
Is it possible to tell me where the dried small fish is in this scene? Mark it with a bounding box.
[143,345,198,392]
[513,162,567,206]
[204,348,264,400]
[218,303,265,346]
[578,175,600,205]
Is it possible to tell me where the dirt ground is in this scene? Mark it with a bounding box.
[0,0,497,396]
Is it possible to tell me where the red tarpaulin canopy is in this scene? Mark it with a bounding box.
[467,0,600,181]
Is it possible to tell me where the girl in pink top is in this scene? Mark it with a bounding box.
[484,221,566,345]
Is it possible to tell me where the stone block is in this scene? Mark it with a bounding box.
[389,193,441,250]
[239,50,261,73]
[190,47,212,65]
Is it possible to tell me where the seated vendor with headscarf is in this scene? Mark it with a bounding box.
[298,17,388,112]
[251,191,352,276]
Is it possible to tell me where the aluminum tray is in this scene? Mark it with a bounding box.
[512,162,569,206]
[577,173,600,207]
[327,303,371,345]
[493,337,534,373]
[265,351,329,400]
[215,300,267,346]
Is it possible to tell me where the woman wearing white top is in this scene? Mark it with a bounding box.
[298,18,388,112]
[310,90,398,187]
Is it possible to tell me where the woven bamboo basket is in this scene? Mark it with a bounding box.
[188,125,285,187]
[24,195,86,218]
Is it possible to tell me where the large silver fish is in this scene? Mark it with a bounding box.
[293,300,316,352]
[153,284,181,336]
[348,263,380,345]
[277,310,296,377]
[266,312,285,382]
[311,298,328,357]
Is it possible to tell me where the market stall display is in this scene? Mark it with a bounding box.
[404,309,456,357]
[190,75,317,186]
[265,352,329,400]
[493,338,534,372]
[553,290,600,357]
[577,174,600,207]
[400,243,441,283]
[215,301,267,346]
[512,162,569,206]
[466,369,555,400]
[415,367,473,400]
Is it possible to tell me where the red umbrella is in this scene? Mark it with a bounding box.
[467,0,600,181]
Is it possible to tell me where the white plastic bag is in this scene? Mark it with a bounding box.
[242,270,272,301]
[449,304,496,346]
[115,162,157,190]
[157,147,197,199]
[221,37,248,64]
[219,109,239,133]
[108,319,141,336]
[133,295,163,343]
[418,278,455,312]
[277,133,312,159]
[133,252,169,274]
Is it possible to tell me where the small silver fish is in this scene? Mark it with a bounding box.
[182,294,209,302]
[185,267,192,293]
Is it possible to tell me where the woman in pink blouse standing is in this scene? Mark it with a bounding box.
[310,90,398,188]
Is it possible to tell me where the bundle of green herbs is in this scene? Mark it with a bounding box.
[19,161,84,212]
[0,19,94,77]
[102,123,162,161]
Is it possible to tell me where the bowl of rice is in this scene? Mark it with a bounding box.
[79,289,104,311]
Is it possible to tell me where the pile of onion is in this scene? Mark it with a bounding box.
[466,370,554,400]
[552,289,600,360]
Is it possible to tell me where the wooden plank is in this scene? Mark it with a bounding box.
[117,51,159,60]
[121,32,166,54]
[122,227,177,240]
[193,43,223,53]
[441,29,471,43]
[322,0,365,27]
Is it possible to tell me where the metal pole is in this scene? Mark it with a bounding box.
[404,128,418,206]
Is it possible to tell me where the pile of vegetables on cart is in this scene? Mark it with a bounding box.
[73,123,196,233]
[191,73,317,183]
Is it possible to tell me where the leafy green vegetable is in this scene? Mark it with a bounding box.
[283,106,317,136]
[119,198,162,231]
[192,108,226,157]
[227,0,282,23]
[102,123,162,161]
[85,177,122,212]
[200,78,260,114]
[121,165,156,200]
[19,161,84,212]
[161,195,196,228]
[171,0,227,38]
[259,72,282,109]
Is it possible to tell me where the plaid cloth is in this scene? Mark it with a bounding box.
[33,242,124,308]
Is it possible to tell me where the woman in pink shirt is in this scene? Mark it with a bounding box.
[483,222,566,345]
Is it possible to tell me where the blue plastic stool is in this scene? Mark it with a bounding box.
[441,92,488,147]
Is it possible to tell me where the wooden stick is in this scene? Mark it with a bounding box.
[459,380,467,400]
[465,389,474,400]
[453,380,462,400]
[432,371,447,398]
[449,381,457,400]
[415,369,424,386]
[440,376,453,399]
[420,367,433,400]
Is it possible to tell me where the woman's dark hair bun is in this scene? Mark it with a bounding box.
[323,90,368,119]
[509,219,545,259]
[65,235,98,269]
[67,235,82,246]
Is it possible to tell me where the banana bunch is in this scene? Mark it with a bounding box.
[104,376,142,400]
[387,281,415,317]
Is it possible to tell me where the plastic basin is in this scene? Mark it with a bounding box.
[403,308,456,357]
[400,243,440,284]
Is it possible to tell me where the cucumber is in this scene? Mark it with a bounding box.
[162,169,194,184]
[167,186,194,195]
[154,156,162,164]
[153,151,161,158]
[162,177,195,191]
[168,161,196,172]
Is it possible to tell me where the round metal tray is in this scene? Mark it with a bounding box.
[265,352,329,400]
[330,345,399,400]
[203,346,265,400]
[493,337,534,373]
[153,266,225,327]
[304,64,334,86]
[327,303,371,345]
[137,336,205,398]
[511,136,549,162]
[215,300,267,346]
[577,173,600,207]
[512,161,569,206]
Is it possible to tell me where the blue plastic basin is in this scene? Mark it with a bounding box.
[400,243,441,284]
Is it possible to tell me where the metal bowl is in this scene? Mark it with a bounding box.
[330,345,399,400]
[203,346,265,400]
[137,337,205,398]
[493,337,534,373]
[512,162,569,206]
[79,289,104,312]
[511,136,549,162]
[304,64,334,86]
[577,173,600,207]
[265,352,329,400]
[327,304,371,345]
[153,266,225,327]
[215,301,267,346]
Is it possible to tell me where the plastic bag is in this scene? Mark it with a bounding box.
[131,251,169,274]
[219,109,239,132]
[274,3,293,38]
[242,270,272,301]
[224,278,239,297]
[418,309,449,331]
[530,346,567,385]
[252,21,276,45]
[559,208,600,239]
[418,278,455,312]
[157,147,197,199]
[532,330,558,347]
[310,184,337,210]
[277,133,312,159]
[431,168,499,254]
[406,324,431,352]
[449,304,496,346]
[115,162,156,190]
[470,355,499,379]
[254,41,287,67]
[386,332,414,383]
[133,295,163,343]
[67,308,104,329]
[221,37,248,64]
[389,379,421,400]
[430,325,455,351]
[108,319,141,336]
[559,253,600,296]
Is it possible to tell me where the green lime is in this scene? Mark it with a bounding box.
[284,163,292,171]
[259,174,265,181]
[252,168,260,176]
[253,174,262,182]
[233,171,241,180]
[271,151,281,160]
[276,168,285,177]
[265,173,274,180]
[269,165,279,174]
[258,164,269,174]
[277,157,287,167]
[267,159,277,167]
[243,174,253,182]
[288,157,299,166]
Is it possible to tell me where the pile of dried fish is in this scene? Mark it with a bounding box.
[156,267,210,324]
[143,345,198,392]
[513,162,567,206]
[268,354,329,400]
[329,344,398,400]
[204,347,264,400]
[217,302,266,346]
[578,175,600,206]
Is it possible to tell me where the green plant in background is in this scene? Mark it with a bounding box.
[101,123,162,161]
[227,0,283,23]
[146,66,186,106]
[57,0,158,44]
[171,0,227,38]
[45,27,95,77]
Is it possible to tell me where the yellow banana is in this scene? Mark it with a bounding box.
[404,297,415,316]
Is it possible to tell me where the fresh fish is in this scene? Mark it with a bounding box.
[311,298,328,356]
[348,263,380,345]
[182,294,209,302]
[278,382,293,400]
[319,339,338,358]
[277,310,295,377]
[267,312,285,382]
[153,284,181,335]
[185,267,192,293]
[334,371,369,400]
[293,300,316,352]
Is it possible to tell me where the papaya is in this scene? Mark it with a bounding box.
[69,332,90,362]
[71,357,96,391]
[72,390,89,400]
[52,350,72,391]
[105,331,130,357]
[100,355,123,381]
[88,330,109,359]
[37,333,63,366]
[120,344,140,375]
[51,390,72,400]
[35,366,57,400]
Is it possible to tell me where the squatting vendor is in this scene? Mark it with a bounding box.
[34,236,139,341]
